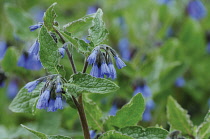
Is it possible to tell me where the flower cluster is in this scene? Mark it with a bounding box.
[187,0,206,20]
[24,75,65,112]
[17,40,42,70]
[87,45,126,79]
[133,79,155,121]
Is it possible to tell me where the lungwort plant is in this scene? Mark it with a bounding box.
[9,3,210,139]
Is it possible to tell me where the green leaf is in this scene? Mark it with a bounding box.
[63,14,95,38]
[39,26,59,74]
[104,93,145,130]
[4,4,34,40]
[65,73,119,94]
[83,98,103,131]
[167,96,194,136]
[197,110,210,139]
[89,9,109,45]
[99,131,133,139]
[119,126,168,139]
[1,47,18,73]
[43,2,57,31]
[9,83,44,114]
[21,124,71,139]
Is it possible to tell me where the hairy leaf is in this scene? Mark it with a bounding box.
[167,96,194,136]
[65,73,119,94]
[104,93,145,130]
[99,131,133,139]
[197,110,210,139]
[43,2,57,31]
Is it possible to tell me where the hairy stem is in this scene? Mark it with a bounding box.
[64,47,77,74]
[82,58,88,73]
[72,95,90,139]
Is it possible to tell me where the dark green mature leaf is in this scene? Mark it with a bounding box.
[65,73,119,94]
[2,47,18,73]
[43,2,57,31]
[167,96,194,136]
[83,98,103,131]
[104,93,145,130]
[99,131,133,139]
[21,124,71,139]
[119,126,168,139]
[89,9,109,45]
[39,26,59,74]
[197,110,210,139]
[64,14,95,38]
[4,4,34,40]
[9,83,44,114]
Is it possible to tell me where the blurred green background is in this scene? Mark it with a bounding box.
[0,0,210,138]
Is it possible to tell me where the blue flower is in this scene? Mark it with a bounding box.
[90,63,99,78]
[58,47,65,58]
[100,62,110,76]
[118,38,130,61]
[187,0,206,20]
[87,48,99,65]
[87,6,98,14]
[36,89,51,109]
[175,77,185,87]
[55,96,63,110]
[89,130,96,139]
[114,56,126,69]
[143,100,155,121]
[47,99,56,112]
[0,41,7,60]
[108,63,117,79]
[24,80,40,92]
[133,85,152,98]
[28,40,40,55]
[7,80,18,99]
[29,23,43,31]
[109,104,118,116]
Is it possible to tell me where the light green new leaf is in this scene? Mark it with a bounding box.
[39,26,59,74]
[65,73,119,94]
[21,124,71,139]
[2,47,18,73]
[99,131,133,139]
[43,2,57,31]
[89,9,109,45]
[197,110,210,139]
[167,96,194,136]
[119,126,168,139]
[104,93,145,130]
[64,14,95,38]
[83,98,103,131]
[9,83,44,114]
[4,4,34,40]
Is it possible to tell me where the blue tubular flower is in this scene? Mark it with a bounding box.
[24,80,40,92]
[7,80,18,99]
[100,62,110,77]
[90,63,99,77]
[56,76,62,93]
[87,48,99,65]
[36,89,51,109]
[0,41,7,60]
[109,104,118,116]
[133,85,152,98]
[142,108,152,121]
[175,77,185,87]
[89,130,96,139]
[29,23,43,31]
[187,0,206,20]
[54,96,63,110]
[58,47,65,58]
[108,63,117,79]
[47,99,56,112]
[28,40,39,55]
[118,38,130,61]
[114,56,126,69]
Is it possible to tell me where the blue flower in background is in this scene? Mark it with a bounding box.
[187,0,206,20]
[175,77,185,87]
[143,99,155,121]
[118,17,128,35]
[133,84,152,98]
[29,6,45,22]
[118,38,131,61]
[109,104,118,116]
[0,41,8,60]
[89,130,96,139]
[29,23,43,32]
[87,6,98,14]
[7,80,18,99]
